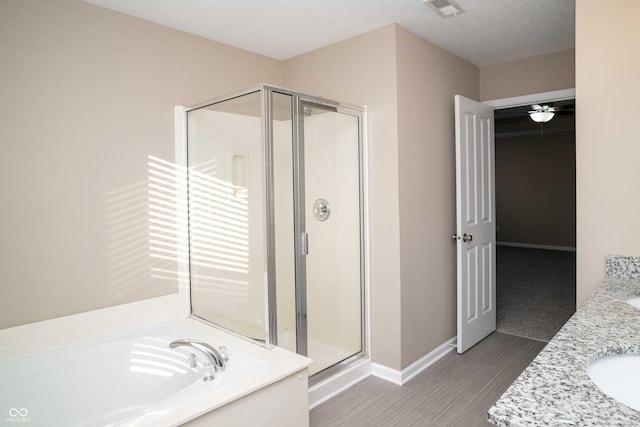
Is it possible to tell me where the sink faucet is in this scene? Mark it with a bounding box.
[169,339,226,379]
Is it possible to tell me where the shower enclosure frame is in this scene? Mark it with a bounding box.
[183,84,369,380]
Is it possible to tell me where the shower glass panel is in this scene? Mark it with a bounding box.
[302,103,363,376]
[186,91,268,342]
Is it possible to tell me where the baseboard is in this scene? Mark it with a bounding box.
[308,359,371,409]
[497,241,576,252]
[371,336,456,385]
[311,337,457,405]
[370,362,403,385]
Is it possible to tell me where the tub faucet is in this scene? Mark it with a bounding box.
[169,339,226,376]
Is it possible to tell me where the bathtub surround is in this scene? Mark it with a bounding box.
[0,321,269,425]
[0,297,312,426]
[488,255,640,425]
[0,295,179,362]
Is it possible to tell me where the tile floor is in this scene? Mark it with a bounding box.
[310,332,545,426]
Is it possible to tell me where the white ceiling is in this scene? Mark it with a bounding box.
[84,0,575,67]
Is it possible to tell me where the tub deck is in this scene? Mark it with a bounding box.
[0,295,312,426]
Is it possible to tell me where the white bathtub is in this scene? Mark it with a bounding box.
[0,320,268,426]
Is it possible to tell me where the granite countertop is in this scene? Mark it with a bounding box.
[488,255,640,426]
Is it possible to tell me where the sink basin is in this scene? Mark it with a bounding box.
[587,354,640,411]
[627,296,640,309]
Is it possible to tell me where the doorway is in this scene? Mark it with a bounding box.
[493,96,576,341]
[455,89,577,350]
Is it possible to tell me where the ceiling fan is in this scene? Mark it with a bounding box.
[495,100,574,123]
[528,103,575,122]
[528,104,556,123]
[493,101,575,137]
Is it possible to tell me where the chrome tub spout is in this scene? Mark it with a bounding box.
[169,339,226,375]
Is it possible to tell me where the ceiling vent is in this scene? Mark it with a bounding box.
[423,0,465,18]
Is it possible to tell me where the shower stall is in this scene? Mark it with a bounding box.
[185,85,367,379]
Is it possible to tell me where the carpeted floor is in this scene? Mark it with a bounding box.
[496,246,576,342]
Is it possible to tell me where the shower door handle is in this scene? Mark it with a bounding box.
[301,233,309,255]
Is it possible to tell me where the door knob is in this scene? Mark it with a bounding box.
[452,234,460,241]
[462,233,473,242]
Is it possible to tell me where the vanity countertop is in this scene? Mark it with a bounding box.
[488,256,640,426]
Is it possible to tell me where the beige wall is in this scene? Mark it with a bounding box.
[575,0,640,305]
[284,25,403,369]
[480,49,575,101]
[496,129,576,248]
[395,28,479,367]
[0,0,284,329]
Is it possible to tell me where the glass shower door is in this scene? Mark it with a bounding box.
[300,103,363,376]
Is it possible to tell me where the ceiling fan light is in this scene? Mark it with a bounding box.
[529,111,554,123]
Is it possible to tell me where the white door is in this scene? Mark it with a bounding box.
[454,95,496,354]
